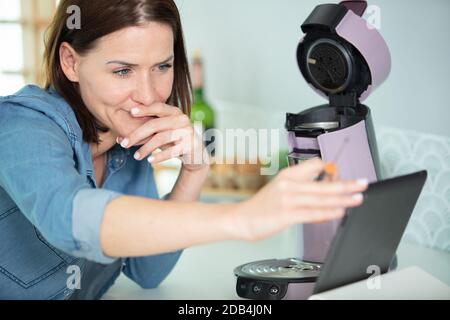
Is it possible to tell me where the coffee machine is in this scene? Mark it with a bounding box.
[234,0,391,300]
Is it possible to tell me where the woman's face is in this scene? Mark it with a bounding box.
[62,22,175,139]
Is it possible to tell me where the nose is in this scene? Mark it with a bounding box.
[132,73,159,107]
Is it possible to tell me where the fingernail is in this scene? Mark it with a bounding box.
[352,193,363,201]
[357,179,368,186]
[120,138,129,148]
[116,137,123,144]
[147,156,154,163]
[134,152,141,160]
[131,108,140,116]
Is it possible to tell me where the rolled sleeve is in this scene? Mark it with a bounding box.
[122,250,183,289]
[72,189,123,264]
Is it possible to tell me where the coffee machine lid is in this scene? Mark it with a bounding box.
[297,1,391,105]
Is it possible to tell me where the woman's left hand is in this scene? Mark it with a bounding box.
[117,102,210,172]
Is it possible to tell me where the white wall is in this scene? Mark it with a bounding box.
[176,0,450,142]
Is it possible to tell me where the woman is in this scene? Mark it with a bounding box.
[0,0,367,299]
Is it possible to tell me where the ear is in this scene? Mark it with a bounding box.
[59,42,81,82]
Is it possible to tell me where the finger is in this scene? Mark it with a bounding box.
[330,171,339,181]
[120,114,190,149]
[289,208,346,225]
[282,157,325,181]
[133,130,184,161]
[130,102,182,118]
[159,141,177,151]
[147,144,184,165]
[308,209,346,224]
[280,179,369,195]
[135,135,155,147]
[331,169,340,181]
[289,192,364,209]
[321,172,334,182]
[118,135,156,147]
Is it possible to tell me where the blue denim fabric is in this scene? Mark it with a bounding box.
[0,85,182,299]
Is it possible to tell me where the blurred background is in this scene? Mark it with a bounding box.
[176,0,450,137]
[0,0,449,250]
[2,0,449,136]
[0,0,56,95]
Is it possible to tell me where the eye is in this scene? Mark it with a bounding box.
[113,68,132,77]
[157,63,173,72]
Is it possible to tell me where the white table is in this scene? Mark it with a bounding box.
[102,230,450,300]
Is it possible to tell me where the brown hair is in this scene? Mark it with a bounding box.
[42,0,192,144]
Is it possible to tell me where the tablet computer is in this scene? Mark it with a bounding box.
[313,170,427,294]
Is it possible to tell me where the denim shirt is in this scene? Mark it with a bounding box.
[0,85,182,299]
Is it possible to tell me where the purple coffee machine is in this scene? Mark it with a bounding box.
[235,0,391,300]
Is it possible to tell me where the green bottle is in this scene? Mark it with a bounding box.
[191,87,215,131]
[190,50,215,155]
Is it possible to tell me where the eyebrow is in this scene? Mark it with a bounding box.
[106,55,174,68]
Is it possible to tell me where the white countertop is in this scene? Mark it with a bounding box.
[102,231,450,300]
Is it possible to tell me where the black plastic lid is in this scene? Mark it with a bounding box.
[297,4,371,107]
